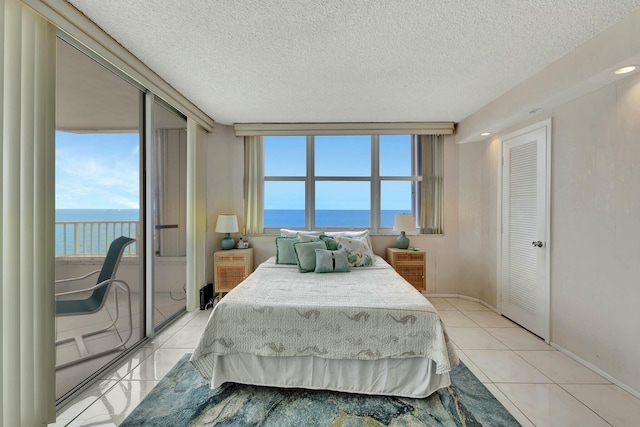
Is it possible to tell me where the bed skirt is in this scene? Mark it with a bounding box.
[209,353,451,398]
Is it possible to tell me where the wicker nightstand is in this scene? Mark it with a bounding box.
[386,248,426,291]
[213,248,254,293]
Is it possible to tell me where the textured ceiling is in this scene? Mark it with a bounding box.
[67,0,640,125]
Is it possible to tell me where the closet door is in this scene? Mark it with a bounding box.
[500,122,550,340]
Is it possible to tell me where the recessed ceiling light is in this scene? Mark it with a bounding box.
[480,132,491,137]
[529,108,544,114]
[613,65,637,75]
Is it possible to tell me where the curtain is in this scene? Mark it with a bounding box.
[243,136,264,234]
[420,135,444,234]
[186,119,208,311]
[2,0,57,425]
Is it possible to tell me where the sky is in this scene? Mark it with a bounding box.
[55,132,413,211]
[55,131,140,209]
[263,135,413,210]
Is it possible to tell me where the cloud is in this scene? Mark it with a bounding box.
[56,133,140,209]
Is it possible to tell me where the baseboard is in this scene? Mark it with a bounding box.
[550,342,640,400]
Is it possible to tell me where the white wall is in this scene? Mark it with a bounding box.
[550,72,640,393]
[457,72,640,394]
[457,137,500,306]
[205,123,244,284]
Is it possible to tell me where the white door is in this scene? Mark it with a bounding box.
[500,121,549,340]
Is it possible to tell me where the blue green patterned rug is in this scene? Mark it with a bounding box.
[121,354,520,426]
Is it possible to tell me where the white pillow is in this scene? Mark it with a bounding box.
[324,230,370,238]
[280,228,321,237]
[297,232,321,242]
[335,235,376,267]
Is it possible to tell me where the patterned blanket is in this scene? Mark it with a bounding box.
[191,257,458,380]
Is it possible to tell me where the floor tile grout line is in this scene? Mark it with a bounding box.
[488,383,537,426]
[464,314,553,423]
[74,343,170,424]
[479,326,555,384]
[60,378,124,427]
[556,384,617,426]
[554,382,615,426]
[474,314,613,426]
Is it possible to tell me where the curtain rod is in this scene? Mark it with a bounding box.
[234,122,455,136]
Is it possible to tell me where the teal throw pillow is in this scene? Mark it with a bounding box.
[315,249,350,273]
[293,240,327,273]
[319,234,338,250]
[275,236,298,265]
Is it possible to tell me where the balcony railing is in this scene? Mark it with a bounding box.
[55,220,138,256]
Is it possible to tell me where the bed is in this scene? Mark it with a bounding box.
[191,247,458,398]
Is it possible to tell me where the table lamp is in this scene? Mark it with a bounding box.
[215,214,238,250]
[393,214,415,249]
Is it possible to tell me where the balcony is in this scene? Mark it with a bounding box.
[55,219,186,399]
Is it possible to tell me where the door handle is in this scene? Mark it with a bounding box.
[155,224,179,229]
[532,241,544,248]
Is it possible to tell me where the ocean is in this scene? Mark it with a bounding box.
[55,209,139,256]
[264,209,405,228]
[55,209,407,255]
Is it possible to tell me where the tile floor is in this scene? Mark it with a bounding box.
[49,297,640,426]
[55,292,186,399]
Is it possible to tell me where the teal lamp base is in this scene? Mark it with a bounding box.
[396,231,410,249]
[221,233,235,250]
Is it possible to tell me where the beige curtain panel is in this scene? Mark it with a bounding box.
[420,135,444,234]
[243,136,264,234]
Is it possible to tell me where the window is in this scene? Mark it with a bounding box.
[263,134,425,232]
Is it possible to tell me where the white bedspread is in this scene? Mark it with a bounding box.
[191,256,458,381]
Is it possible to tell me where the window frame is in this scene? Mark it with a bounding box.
[263,135,421,234]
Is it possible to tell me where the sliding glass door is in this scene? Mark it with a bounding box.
[55,38,144,400]
[55,37,188,402]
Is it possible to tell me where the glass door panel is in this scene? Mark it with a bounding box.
[55,38,144,400]
[152,101,188,330]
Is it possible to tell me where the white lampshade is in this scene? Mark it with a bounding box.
[393,214,415,232]
[215,214,239,233]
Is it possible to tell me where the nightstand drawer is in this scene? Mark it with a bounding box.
[394,252,424,262]
[216,253,248,263]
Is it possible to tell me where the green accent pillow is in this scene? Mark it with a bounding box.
[275,237,298,264]
[293,240,327,273]
[315,249,350,273]
[319,234,338,250]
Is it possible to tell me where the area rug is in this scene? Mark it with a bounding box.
[121,354,520,426]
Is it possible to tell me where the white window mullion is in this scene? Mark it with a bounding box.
[306,135,314,229]
[371,135,380,232]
